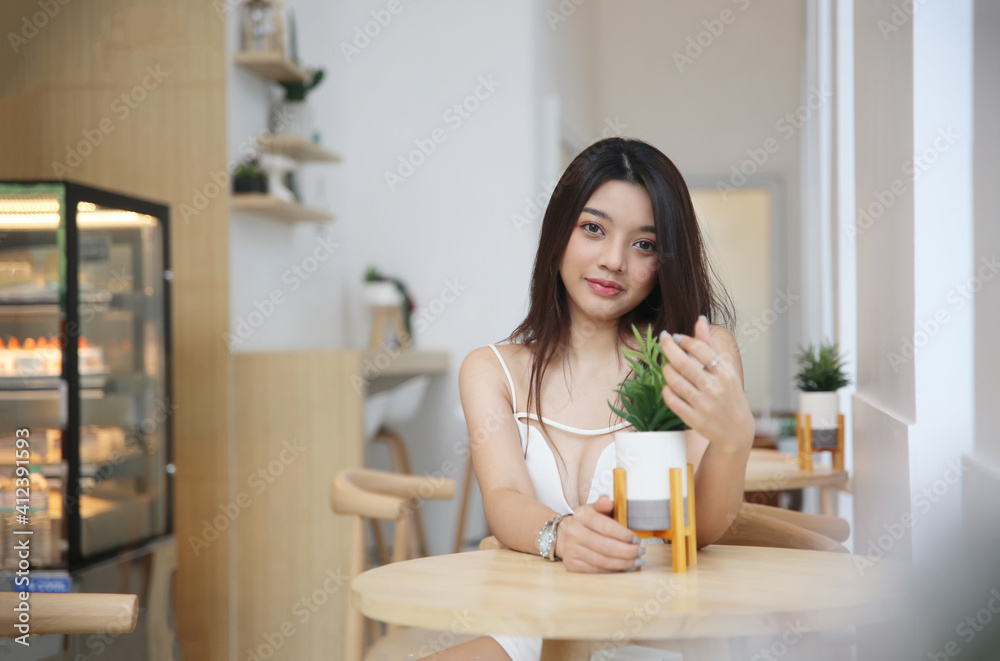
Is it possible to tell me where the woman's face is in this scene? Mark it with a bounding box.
[558,180,659,323]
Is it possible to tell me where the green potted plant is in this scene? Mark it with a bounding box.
[794,340,850,449]
[608,325,689,531]
[363,266,415,340]
[232,157,267,194]
[270,68,324,135]
[279,68,324,103]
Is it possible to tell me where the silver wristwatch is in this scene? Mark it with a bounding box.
[538,513,570,561]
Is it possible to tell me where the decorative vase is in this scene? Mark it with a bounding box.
[363,281,404,307]
[260,154,296,202]
[798,391,840,450]
[614,430,689,530]
[241,0,281,52]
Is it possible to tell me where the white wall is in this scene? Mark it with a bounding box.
[537,0,601,163]
[852,3,979,655]
[966,0,1000,547]
[228,0,600,553]
[853,0,976,565]
[851,0,917,571]
[833,0,858,549]
[909,0,974,566]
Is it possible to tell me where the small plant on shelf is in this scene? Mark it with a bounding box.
[794,339,850,454]
[363,267,415,340]
[608,324,688,432]
[794,340,850,392]
[232,157,267,194]
[270,68,324,135]
[778,415,797,439]
[279,68,324,102]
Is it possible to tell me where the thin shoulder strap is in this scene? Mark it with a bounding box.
[488,344,517,409]
[518,413,633,436]
[488,344,633,436]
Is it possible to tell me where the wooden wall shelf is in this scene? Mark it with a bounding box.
[233,51,308,82]
[363,349,450,379]
[231,193,333,222]
[258,135,342,162]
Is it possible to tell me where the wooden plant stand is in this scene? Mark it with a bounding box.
[796,413,845,472]
[368,305,411,351]
[612,464,697,573]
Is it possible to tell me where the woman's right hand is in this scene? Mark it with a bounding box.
[554,495,645,573]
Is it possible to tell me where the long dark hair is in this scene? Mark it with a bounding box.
[507,137,735,432]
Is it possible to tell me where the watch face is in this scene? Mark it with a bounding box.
[539,523,555,559]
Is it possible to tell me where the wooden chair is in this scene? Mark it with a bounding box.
[331,468,475,661]
[747,502,850,542]
[453,454,476,553]
[717,501,849,553]
[369,376,432,560]
[0,592,138,637]
[478,535,508,551]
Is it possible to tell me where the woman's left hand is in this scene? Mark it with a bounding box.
[659,315,754,453]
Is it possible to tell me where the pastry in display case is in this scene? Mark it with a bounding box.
[0,181,172,583]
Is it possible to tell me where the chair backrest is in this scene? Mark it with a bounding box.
[749,502,851,543]
[478,535,508,551]
[331,468,454,661]
[0,593,138,637]
[716,502,849,553]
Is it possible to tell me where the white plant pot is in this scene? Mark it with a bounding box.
[614,429,688,530]
[269,100,312,135]
[798,391,840,450]
[363,281,404,307]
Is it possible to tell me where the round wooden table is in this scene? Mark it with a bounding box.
[352,544,910,660]
[744,449,849,514]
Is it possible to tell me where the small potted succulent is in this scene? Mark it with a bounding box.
[609,325,690,531]
[363,267,415,339]
[279,68,324,102]
[794,340,850,449]
[232,157,267,193]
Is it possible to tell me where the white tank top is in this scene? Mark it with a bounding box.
[485,345,676,661]
[488,344,631,512]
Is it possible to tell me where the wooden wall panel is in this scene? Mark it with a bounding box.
[233,352,363,661]
[0,89,42,176]
[0,2,229,659]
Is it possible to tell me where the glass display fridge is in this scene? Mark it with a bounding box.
[0,180,172,585]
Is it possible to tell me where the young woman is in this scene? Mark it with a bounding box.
[430,138,755,660]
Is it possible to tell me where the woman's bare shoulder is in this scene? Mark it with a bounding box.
[460,343,531,373]
[460,344,531,389]
[708,324,745,384]
[708,324,739,353]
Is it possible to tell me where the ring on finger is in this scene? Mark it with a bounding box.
[704,354,721,370]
